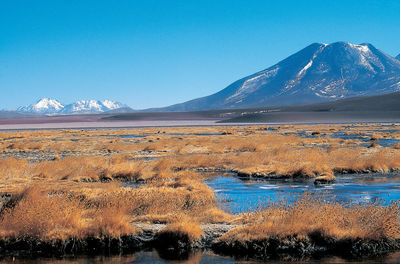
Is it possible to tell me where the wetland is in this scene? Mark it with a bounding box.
[0,123,400,262]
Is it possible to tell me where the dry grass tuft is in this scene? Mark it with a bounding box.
[0,186,86,240]
[221,196,400,242]
[87,206,134,237]
[159,216,204,242]
[0,185,135,240]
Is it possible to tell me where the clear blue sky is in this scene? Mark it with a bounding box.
[1,0,400,109]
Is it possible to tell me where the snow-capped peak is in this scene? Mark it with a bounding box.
[18,98,64,114]
[101,100,122,110]
[348,43,370,53]
[18,99,128,114]
[60,100,126,113]
[68,100,104,112]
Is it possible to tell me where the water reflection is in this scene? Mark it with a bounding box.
[206,173,400,213]
[3,250,400,263]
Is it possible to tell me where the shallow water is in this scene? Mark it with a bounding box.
[330,132,372,141]
[4,250,400,263]
[331,132,399,147]
[166,132,224,136]
[205,173,400,213]
[96,134,147,138]
[377,138,399,147]
[283,130,399,147]
[119,134,146,138]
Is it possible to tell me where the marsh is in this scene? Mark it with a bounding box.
[0,123,400,262]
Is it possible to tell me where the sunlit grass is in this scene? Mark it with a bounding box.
[0,123,400,243]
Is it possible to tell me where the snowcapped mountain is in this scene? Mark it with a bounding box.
[17,98,64,114]
[60,100,126,114]
[18,99,128,114]
[159,42,400,111]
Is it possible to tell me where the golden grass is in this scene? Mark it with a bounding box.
[1,123,400,243]
[0,185,134,240]
[159,216,204,241]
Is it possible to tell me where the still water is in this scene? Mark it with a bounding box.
[206,173,400,213]
[4,250,400,263]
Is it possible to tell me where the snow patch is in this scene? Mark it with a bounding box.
[347,43,385,73]
[226,67,279,103]
[102,100,121,110]
[298,60,313,77]
[349,43,370,53]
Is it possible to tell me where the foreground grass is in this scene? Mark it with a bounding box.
[0,124,399,257]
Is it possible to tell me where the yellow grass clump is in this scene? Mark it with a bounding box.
[0,185,135,240]
[159,217,204,242]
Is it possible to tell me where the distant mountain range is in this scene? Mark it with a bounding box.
[156,42,400,111]
[4,42,400,116]
[17,98,131,115]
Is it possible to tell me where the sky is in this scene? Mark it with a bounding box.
[1,0,400,110]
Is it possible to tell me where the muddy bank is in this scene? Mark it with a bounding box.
[213,235,400,260]
[0,224,236,258]
[0,236,145,257]
[1,223,399,261]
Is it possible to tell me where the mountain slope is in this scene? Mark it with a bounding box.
[17,98,64,114]
[281,91,400,112]
[396,54,400,60]
[104,107,135,113]
[220,91,400,123]
[159,42,400,111]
